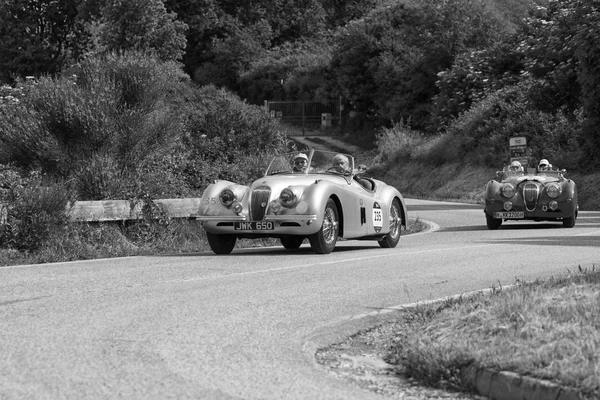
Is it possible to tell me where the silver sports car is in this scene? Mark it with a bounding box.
[197,149,407,254]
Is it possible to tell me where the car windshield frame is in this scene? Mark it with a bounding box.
[265,149,355,177]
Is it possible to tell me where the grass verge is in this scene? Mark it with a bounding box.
[378,267,600,398]
[0,217,426,266]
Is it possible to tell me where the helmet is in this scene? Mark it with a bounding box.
[294,153,308,162]
[538,159,549,169]
[509,160,522,170]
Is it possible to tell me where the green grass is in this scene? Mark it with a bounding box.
[383,267,600,398]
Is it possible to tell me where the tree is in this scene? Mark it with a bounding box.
[0,0,91,83]
[98,0,188,61]
[163,0,225,76]
[575,0,600,165]
[329,0,504,131]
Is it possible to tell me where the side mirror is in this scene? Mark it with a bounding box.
[560,169,567,174]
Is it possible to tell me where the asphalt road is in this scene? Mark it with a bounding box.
[1,199,599,399]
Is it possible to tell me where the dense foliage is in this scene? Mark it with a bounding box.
[0,52,287,251]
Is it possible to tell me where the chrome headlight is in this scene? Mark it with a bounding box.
[501,183,516,198]
[219,188,237,207]
[279,187,299,208]
[546,183,561,199]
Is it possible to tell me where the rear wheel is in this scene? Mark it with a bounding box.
[563,214,576,228]
[379,199,402,248]
[486,212,502,230]
[206,232,236,254]
[309,198,339,254]
[280,236,304,249]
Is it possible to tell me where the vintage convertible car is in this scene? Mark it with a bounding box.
[484,165,578,229]
[198,149,407,254]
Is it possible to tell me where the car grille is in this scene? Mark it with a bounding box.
[250,186,271,221]
[523,183,539,212]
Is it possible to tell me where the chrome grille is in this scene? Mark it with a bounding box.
[250,186,271,221]
[523,183,539,212]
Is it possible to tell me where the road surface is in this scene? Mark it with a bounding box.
[1,199,598,399]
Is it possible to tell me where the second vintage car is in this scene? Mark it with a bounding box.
[484,163,578,229]
[197,149,407,254]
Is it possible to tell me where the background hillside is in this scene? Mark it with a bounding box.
[1,0,599,259]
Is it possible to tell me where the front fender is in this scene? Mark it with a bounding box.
[198,180,249,217]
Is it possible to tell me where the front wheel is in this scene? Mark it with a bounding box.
[379,199,402,248]
[206,232,236,254]
[486,212,502,230]
[309,198,339,254]
[281,236,304,249]
[563,214,576,228]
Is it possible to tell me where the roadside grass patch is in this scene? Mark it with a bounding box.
[0,217,426,266]
[385,267,600,398]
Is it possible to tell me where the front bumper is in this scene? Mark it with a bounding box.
[199,214,320,236]
[485,200,576,220]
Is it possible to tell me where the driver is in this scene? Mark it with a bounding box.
[331,154,351,173]
[509,160,523,172]
[292,153,309,173]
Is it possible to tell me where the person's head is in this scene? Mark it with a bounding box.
[332,154,350,172]
[293,153,308,172]
[538,159,550,171]
[509,160,522,171]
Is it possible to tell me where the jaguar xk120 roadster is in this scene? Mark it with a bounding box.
[198,149,407,254]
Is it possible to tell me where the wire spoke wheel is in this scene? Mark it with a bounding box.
[309,198,339,254]
[379,198,401,248]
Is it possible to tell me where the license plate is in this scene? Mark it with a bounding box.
[234,221,274,230]
[493,211,524,219]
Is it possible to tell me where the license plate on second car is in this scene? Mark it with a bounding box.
[234,221,274,230]
[493,211,524,219]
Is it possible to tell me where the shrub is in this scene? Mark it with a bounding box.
[443,80,584,168]
[375,120,430,163]
[0,52,190,200]
[177,85,289,189]
[0,166,72,251]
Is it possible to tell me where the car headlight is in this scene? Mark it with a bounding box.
[219,188,237,206]
[279,187,299,208]
[546,183,561,199]
[501,183,516,198]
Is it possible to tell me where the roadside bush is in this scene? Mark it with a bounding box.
[178,85,288,189]
[375,120,430,163]
[443,80,583,169]
[0,166,72,251]
[0,52,188,200]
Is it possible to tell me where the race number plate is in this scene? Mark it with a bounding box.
[493,211,524,219]
[234,221,274,230]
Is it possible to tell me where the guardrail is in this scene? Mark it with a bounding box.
[69,198,203,222]
[0,199,203,224]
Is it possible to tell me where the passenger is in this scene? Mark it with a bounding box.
[509,160,523,172]
[292,153,309,173]
[331,154,351,174]
[538,159,552,172]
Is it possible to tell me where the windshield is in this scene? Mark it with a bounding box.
[265,150,355,176]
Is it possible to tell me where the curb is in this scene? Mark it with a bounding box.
[461,365,584,400]
[307,286,589,400]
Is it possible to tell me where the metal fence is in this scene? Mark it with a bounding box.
[265,100,342,135]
